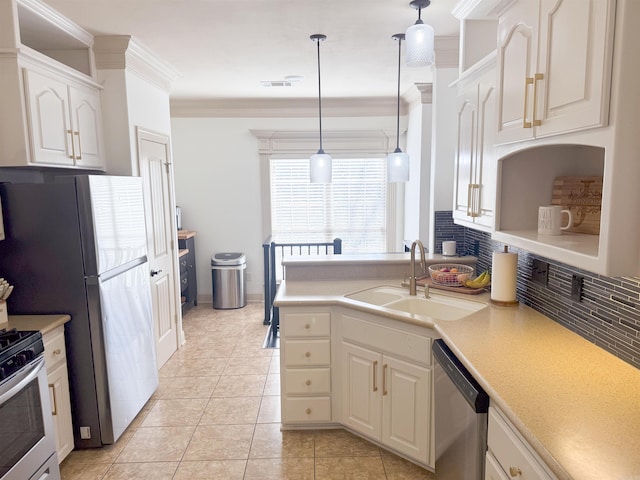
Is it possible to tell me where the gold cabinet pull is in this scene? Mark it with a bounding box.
[305,351,311,358]
[305,379,311,386]
[74,131,82,159]
[304,323,310,329]
[49,383,58,416]
[523,77,534,128]
[509,466,522,477]
[373,360,378,392]
[382,364,388,396]
[67,129,76,159]
[53,348,61,355]
[466,183,473,216]
[305,408,312,414]
[532,73,544,127]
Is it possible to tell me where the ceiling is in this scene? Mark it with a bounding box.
[42,0,461,102]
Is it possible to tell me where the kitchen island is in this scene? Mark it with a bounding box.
[274,256,640,480]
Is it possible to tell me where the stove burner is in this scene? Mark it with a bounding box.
[0,328,44,382]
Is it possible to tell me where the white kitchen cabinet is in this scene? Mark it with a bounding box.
[23,68,104,169]
[280,308,333,425]
[486,406,558,480]
[340,312,432,465]
[0,0,106,170]
[453,53,497,232]
[43,325,74,463]
[496,0,615,145]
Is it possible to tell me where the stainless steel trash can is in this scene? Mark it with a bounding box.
[211,252,246,309]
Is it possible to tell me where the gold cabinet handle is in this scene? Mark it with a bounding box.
[53,348,61,355]
[509,466,522,477]
[373,360,378,392]
[67,129,76,159]
[382,364,388,396]
[304,323,310,329]
[49,383,58,416]
[523,77,534,128]
[306,408,312,414]
[305,351,311,358]
[74,131,82,159]
[532,73,543,127]
[305,379,311,386]
[466,183,473,216]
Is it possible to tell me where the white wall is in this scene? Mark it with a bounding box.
[170,115,398,302]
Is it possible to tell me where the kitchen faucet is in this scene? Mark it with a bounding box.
[409,239,426,296]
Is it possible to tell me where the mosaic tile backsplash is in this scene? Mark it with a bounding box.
[435,211,640,370]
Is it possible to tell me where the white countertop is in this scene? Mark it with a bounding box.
[275,279,640,480]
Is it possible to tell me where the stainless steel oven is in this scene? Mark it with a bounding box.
[0,330,60,480]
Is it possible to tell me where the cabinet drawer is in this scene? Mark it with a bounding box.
[285,368,331,395]
[283,339,331,366]
[43,327,67,371]
[488,407,556,480]
[341,314,431,365]
[281,312,330,337]
[283,396,331,423]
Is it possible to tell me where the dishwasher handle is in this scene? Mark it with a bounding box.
[433,339,489,413]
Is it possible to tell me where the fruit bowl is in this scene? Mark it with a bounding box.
[428,264,474,287]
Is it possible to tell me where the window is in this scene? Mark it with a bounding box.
[270,157,387,253]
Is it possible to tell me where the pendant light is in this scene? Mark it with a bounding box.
[310,34,332,183]
[405,0,435,67]
[387,33,410,183]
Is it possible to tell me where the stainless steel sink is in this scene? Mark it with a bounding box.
[345,285,486,321]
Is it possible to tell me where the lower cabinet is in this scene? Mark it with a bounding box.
[279,305,435,468]
[341,341,431,464]
[280,308,332,424]
[43,325,74,463]
[486,406,558,480]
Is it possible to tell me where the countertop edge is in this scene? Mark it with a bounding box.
[3,314,71,336]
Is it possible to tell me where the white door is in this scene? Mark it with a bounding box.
[341,342,381,439]
[381,355,430,464]
[137,128,180,369]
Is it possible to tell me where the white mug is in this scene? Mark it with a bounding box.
[538,205,573,235]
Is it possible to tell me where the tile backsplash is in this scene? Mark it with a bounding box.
[435,211,640,370]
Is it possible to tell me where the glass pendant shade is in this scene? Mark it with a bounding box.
[387,149,410,182]
[310,151,332,183]
[405,21,435,67]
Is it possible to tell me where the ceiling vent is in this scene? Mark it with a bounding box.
[260,75,304,88]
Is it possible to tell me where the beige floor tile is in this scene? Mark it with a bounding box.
[174,356,230,376]
[250,423,314,459]
[211,374,267,397]
[102,462,178,480]
[244,457,315,480]
[182,424,254,461]
[172,460,247,480]
[175,342,237,360]
[223,355,272,375]
[257,394,281,423]
[232,341,275,358]
[63,430,134,465]
[59,461,110,480]
[141,398,208,427]
[153,375,220,399]
[315,456,387,479]
[314,429,381,457]
[381,454,436,479]
[116,426,195,462]
[199,396,261,424]
[264,373,281,395]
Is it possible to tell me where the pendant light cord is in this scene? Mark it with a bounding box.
[315,37,324,153]
[395,36,402,151]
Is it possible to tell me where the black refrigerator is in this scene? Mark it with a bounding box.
[0,175,158,448]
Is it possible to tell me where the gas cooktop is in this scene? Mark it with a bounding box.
[0,328,44,382]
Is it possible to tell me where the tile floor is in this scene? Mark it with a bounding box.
[60,303,435,479]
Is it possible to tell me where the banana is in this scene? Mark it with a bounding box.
[465,270,491,289]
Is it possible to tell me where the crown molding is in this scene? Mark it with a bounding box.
[18,0,94,47]
[171,96,409,118]
[93,35,180,92]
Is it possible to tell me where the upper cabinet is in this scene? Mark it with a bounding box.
[495,0,615,145]
[0,0,106,170]
[452,53,497,232]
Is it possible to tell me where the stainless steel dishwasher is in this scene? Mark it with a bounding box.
[433,339,489,480]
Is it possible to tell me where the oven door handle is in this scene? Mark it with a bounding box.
[0,356,45,405]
